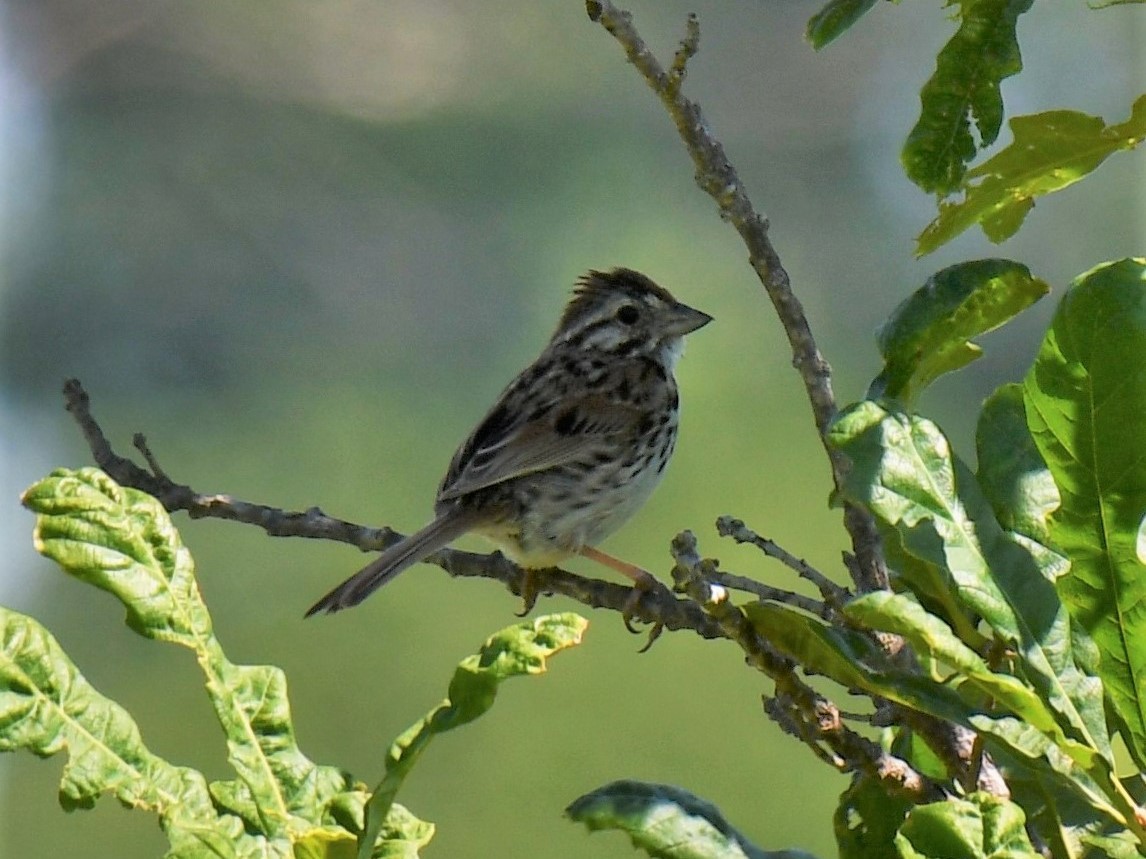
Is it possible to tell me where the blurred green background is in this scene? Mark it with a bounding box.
[1,1,1142,857]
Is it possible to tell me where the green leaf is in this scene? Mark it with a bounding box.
[746,602,1010,740]
[828,404,1146,834]
[895,793,1039,859]
[845,592,1065,738]
[805,0,880,49]
[878,521,986,649]
[886,727,950,783]
[290,797,430,859]
[744,602,894,699]
[21,466,208,645]
[917,97,1146,254]
[21,468,360,850]
[358,613,588,859]
[366,803,436,859]
[567,780,812,859]
[975,385,1113,704]
[748,599,1134,831]
[292,828,359,859]
[969,713,1136,835]
[976,384,1060,545]
[748,600,1084,766]
[1079,831,1142,859]
[828,403,1113,771]
[869,260,1048,404]
[1005,764,1141,859]
[0,606,267,853]
[1023,258,1146,769]
[902,0,1034,195]
[835,776,911,859]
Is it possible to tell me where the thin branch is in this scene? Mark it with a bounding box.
[669,530,940,803]
[584,1,888,594]
[62,378,724,640]
[706,569,829,619]
[889,706,1010,799]
[716,515,851,607]
[763,694,846,770]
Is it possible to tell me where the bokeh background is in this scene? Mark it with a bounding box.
[1,1,1142,856]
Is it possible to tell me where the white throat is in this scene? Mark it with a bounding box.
[659,337,685,373]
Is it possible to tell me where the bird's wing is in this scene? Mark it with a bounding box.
[437,386,647,502]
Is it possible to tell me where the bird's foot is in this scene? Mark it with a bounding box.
[515,567,541,616]
[621,571,668,652]
[579,545,668,648]
[621,570,657,633]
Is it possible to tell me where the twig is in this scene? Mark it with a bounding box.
[133,433,171,480]
[62,378,724,640]
[669,530,938,802]
[583,1,888,595]
[706,569,829,619]
[716,515,851,607]
[65,381,392,542]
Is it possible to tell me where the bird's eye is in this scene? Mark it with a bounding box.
[616,304,640,325]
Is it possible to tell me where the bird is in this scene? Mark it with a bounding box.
[305,267,711,618]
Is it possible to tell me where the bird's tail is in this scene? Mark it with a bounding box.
[305,509,482,616]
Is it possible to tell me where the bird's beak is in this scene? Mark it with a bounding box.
[667,302,713,337]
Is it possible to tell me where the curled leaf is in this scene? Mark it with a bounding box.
[567,779,813,859]
[869,260,1047,404]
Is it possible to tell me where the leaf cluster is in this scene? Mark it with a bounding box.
[7,467,588,858]
[809,0,1146,254]
[820,258,1146,858]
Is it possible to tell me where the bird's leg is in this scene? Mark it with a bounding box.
[579,546,662,634]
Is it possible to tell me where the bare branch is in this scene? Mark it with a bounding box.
[716,515,851,607]
[706,568,829,619]
[583,1,888,594]
[62,378,724,639]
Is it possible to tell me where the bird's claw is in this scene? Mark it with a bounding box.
[515,569,540,616]
[621,576,652,633]
[637,621,664,653]
[621,573,668,654]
